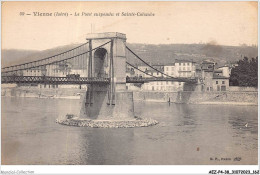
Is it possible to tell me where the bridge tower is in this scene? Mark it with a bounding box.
[80,32,134,119]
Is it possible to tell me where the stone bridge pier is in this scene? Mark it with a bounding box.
[81,32,134,120]
[57,32,158,128]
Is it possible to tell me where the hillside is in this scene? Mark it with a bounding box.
[2,43,258,68]
[126,43,258,66]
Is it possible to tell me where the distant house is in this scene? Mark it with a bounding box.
[212,75,229,91]
[136,65,150,78]
[174,59,196,78]
[216,65,231,78]
[141,80,184,92]
[23,67,47,76]
[201,60,216,72]
[200,59,229,91]
[164,63,175,77]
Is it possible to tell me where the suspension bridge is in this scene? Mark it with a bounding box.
[1,32,197,120]
[1,34,197,85]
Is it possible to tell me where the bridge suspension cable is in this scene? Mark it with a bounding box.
[125,45,174,78]
[2,42,89,71]
[126,61,157,78]
[2,41,111,74]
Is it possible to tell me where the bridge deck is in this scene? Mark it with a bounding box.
[126,77,197,83]
[1,76,197,84]
[1,76,110,85]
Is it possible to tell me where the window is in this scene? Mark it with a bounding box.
[187,63,190,66]
[187,67,190,71]
[216,81,218,84]
[166,67,168,71]
[183,67,186,71]
[183,63,185,66]
[171,67,174,71]
[222,81,225,84]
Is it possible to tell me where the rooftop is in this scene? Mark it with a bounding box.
[202,60,216,64]
[175,59,196,63]
[164,63,175,66]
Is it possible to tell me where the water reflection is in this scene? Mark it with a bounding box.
[1,97,258,165]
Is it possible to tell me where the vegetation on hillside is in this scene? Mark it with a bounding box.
[230,57,258,87]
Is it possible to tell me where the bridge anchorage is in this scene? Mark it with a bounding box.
[56,32,159,128]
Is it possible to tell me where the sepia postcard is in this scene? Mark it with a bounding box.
[1,1,259,174]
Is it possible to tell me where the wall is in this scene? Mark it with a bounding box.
[2,85,86,99]
[2,84,258,105]
[133,91,258,105]
[229,86,258,92]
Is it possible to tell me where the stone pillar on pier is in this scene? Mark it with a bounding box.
[80,32,134,120]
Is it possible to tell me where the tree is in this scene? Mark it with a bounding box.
[230,56,258,87]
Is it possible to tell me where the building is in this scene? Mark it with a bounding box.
[212,75,229,91]
[46,64,67,77]
[216,65,231,78]
[174,59,196,78]
[164,63,175,77]
[136,65,150,78]
[141,81,184,92]
[200,59,229,91]
[201,60,216,71]
[23,67,47,76]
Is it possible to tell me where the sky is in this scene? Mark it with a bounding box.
[1,1,258,51]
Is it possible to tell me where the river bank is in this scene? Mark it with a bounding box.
[1,85,85,99]
[1,85,258,105]
[134,91,258,106]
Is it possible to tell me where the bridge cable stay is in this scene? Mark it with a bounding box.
[2,42,89,71]
[126,61,157,78]
[2,41,112,74]
[125,45,175,78]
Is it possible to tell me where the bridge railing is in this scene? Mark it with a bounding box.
[126,76,198,83]
[1,75,110,84]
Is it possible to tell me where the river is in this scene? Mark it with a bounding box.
[1,97,258,165]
